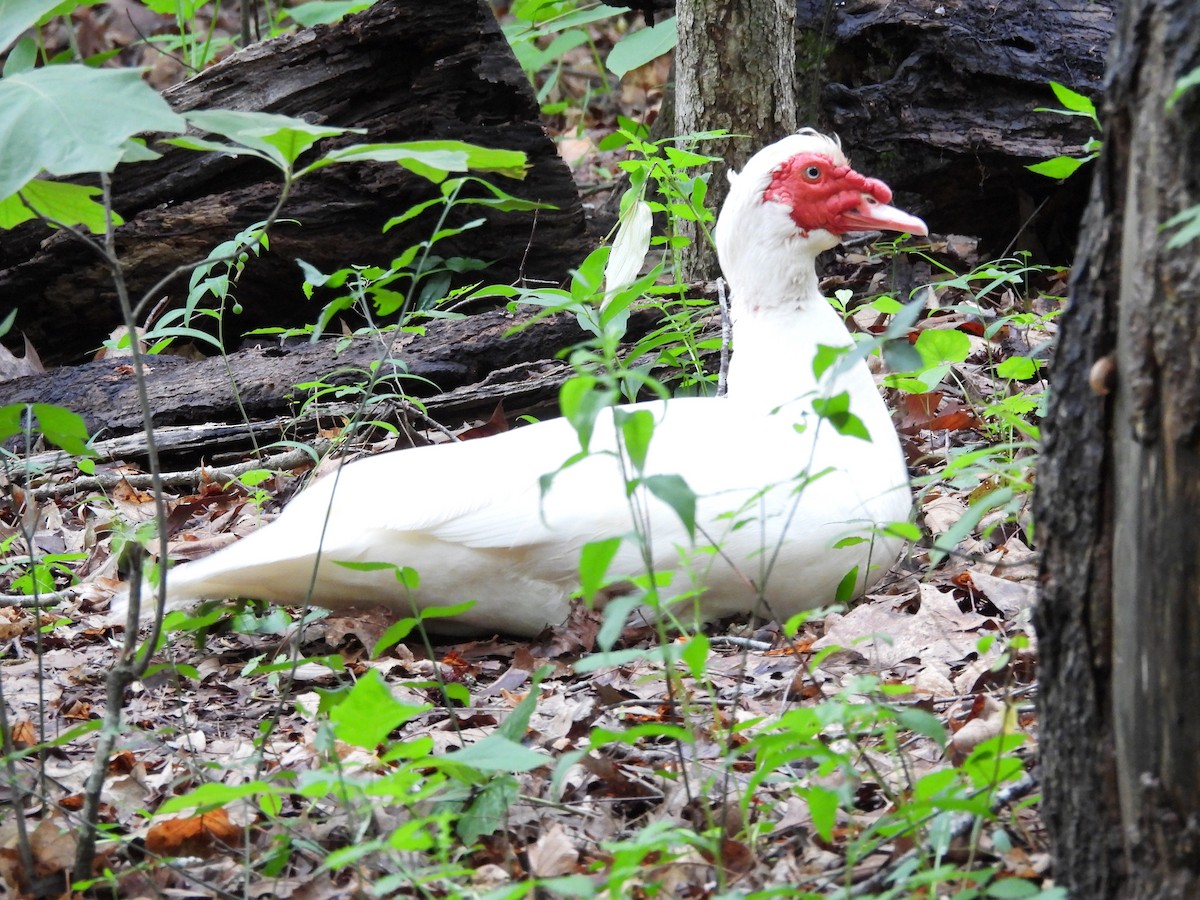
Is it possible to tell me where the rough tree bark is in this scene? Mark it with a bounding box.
[675,0,797,280]
[1035,0,1200,896]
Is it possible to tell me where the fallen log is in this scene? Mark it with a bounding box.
[0,310,598,466]
[0,0,590,365]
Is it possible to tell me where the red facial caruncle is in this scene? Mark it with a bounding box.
[763,152,927,237]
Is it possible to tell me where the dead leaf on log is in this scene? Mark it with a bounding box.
[0,335,44,381]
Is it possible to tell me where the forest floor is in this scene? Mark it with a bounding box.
[0,5,1060,898]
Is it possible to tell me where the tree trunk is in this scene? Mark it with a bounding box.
[675,0,797,281]
[1036,0,1200,895]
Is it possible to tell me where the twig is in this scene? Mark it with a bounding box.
[708,635,773,652]
[517,207,539,288]
[384,400,460,444]
[0,590,73,608]
[29,444,327,501]
[716,277,730,398]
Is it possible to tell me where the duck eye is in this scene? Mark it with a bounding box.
[803,165,822,181]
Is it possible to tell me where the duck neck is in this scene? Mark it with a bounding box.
[724,250,894,443]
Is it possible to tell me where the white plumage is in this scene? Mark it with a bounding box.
[112,131,926,636]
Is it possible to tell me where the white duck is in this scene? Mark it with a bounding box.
[112,130,925,637]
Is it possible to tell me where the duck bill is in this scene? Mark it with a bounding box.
[841,198,928,236]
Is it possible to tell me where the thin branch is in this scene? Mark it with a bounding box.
[716,276,730,398]
[72,173,175,882]
[0,590,72,608]
[27,443,327,500]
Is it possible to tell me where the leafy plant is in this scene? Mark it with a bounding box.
[1027,81,1101,179]
[502,1,676,114]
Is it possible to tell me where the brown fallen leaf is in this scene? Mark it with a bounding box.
[526,822,579,877]
[30,816,77,876]
[813,584,994,681]
[458,402,509,440]
[0,334,44,381]
[145,807,242,858]
[898,391,983,433]
[323,606,401,654]
[958,570,1038,618]
[950,695,1017,760]
[11,718,36,749]
[61,699,92,721]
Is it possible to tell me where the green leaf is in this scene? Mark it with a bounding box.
[457,774,519,844]
[332,561,421,592]
[882,339,924,374]
[141,0,203,15]
[1026,155,1086,179]
[496,670,547,743]
[579,537,622,603]
[12,404,93,456]
[1167,66,1200,111]
[805,785,839,843]
[884,521,922,542]
[2,34,35,76]
[680,632,710,680]
[0,66,184,199]
[158,780,278,815]
[834,565,859,602]
[328,669,431,749]
[896,707,948,746]
[572,643,676,672]
[382,196,445,230]
[236,468,274,487]
[615,407,655,473]
[985,877,1045,898]
[371,601,475,657]
[313,141,528,181]
[607,16,676,78]
[811,392,871,441]
[284,0,376,27]
[514,27,589,75]
[812,343,846,381]
[0,180,118,232]
[537,3,623,30]
[995,355,1037,379]
[246,655,345,676]
[929,486,1016,567]
[869,294,903,314]
[559,375,615,452]
[0,0,66,56]
[1048,80,1096,117]
[570,244,609,303]
[1163,205,1200,249]
[120,138,162,164]
[440,734,550,773]
[915,328,971,366]
[181,109,355,169]
[644,473,696,540]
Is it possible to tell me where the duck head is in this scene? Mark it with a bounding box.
[716,130,928,277]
